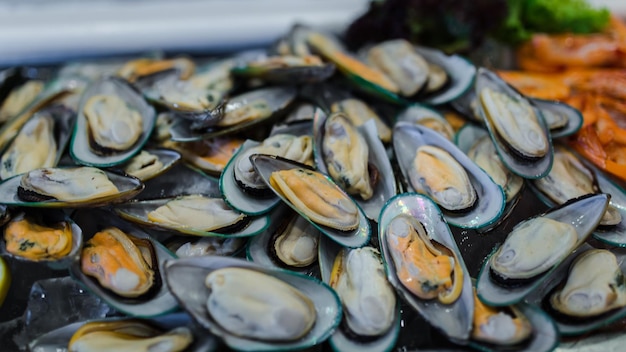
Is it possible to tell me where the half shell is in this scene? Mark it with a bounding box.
[164,256,342,351]
[394,122,505,228]
[250,154,370,248]
[114,196,269,239]
[0,167,143,208]
[378,193,474,341]
[70,209,178,317]
[71,77,156,167]
[474,68,553,179]
[476,194,609,306]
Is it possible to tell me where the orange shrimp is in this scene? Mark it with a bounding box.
[518,16,626,70]
[497,70,570,100]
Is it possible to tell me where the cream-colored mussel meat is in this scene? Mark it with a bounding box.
[366,39,429,97]
[234,134,313,194]
[84,94,143,154]
[0,80,44,123]
[0,114,57,180]
[323,113,375,200]
[534,147,621,226]
[490,217,578,284]
[330,98,391,143]
[410,145,476,212]
[479,87,548,159]
[272,214,319,267]
[330,247,396,337]
[18,167,119,202]
[468,136,523,203]
[123,150,164,181]
[205,267,316,341]
[147,195,246,232]
[550,249,626,317]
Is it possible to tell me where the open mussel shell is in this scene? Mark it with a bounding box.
[221,120,313,216]
[0,102,76,180]
[69,209,178,317]
[313,112,396,221]
[220,140,280,215]
[136,162,221,200]
[378,193,474,341]
[590,170,626,247]
[414,46,476,106]
[527,149,626,248]
[246,205,320,274]
[468,303,559,352]
[231,53,336,84]
[114,197,269,239]
[70,77,155,167]
[116,148,181,182]
[169,86,297,142]
[530,99,582,139]
[0,75,83,153]
[28,312,218,352]
[317,236,401,352]
[524,244,626,336]
[0,209,82,270]
[394,122,505,229]
[164,255,342,351]
[476,194,609,307]
[0,167,143,208]
[250,154,371,248]
[455,124,524,227]
[474,68,554,179]
[396,104,454,141]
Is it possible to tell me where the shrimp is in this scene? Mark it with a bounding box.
[497,70,570,100]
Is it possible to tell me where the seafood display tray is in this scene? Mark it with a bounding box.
[2,45,626,351]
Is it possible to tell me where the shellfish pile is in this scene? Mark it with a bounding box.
[1,24,625,352]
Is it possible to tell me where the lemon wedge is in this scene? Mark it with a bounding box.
[0,256,10,308]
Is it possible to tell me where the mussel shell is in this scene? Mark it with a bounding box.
[70,77,156,167]
[246,205,320,274]
[0,209,82,269]
[232,57,336,84]
[169,86,296,142]
[0,167,143,208]
[250,154,371,248]
[474,68,554,179]
[476,194,609,307]
[164,256,342,351]
[220,120,313,216]
[394,122,505,229]
[530,99,582,139]
[28,313,218,352]
[527,149,626,248]
[135,162,221,200]
[116,148,181,182]
[114,197,269,238]
[396,104,454,141]
[69,209,178,317]
[525,244,626,336]
[0,103,76,180]
[468,303,558,352]
[313,112,396,221]
[378,193,474,341]
[317,236,401,351]
[0,76,80,153]
[413,46,476,105]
